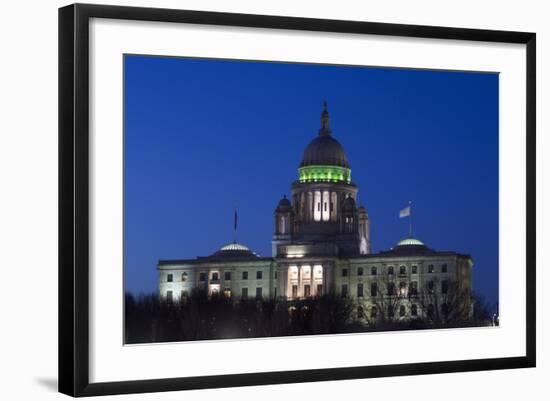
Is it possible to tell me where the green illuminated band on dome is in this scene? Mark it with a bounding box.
[298,165,351,184]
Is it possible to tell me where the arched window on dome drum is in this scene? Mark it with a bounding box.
[322,191,330,221]
[314,191,321,222]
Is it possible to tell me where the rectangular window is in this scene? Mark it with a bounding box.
[342,268,348,277]
[357,267,364,276]
[199,272,207,282]
[223,288,231,298]
[341,284,348,297]
[167,274,173,282]
[166,290,173,303]
[273,287,277,298]
[357,283,364,297]
[410,281,418,296]
[242,271,248,280]
[317,284,323,295]
[224,271,231,281]
[181,290,188,299]
[411,304,418,316]
[371,282,378,297]
[317,202,321,211]
[412,265,418,274]
[399,265,406,275]
[428,280,434,292]
[324,202,327,211]
[211,272,219,281]
[371,266,377,275]
[442,280,448,294]
[442,264,448,273]
[387,282,396,296]
[241,287,248,298]
[256,271,263,280]
[304,284,311,297]
[428,264,435,273]
[388,266,394,275]
[292,285,298,298]
[256,287,262,299]
[399,305,406,317]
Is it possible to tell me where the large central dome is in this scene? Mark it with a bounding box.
[298,103,352,184]
[300,102,350,168]
[300,135,350,168]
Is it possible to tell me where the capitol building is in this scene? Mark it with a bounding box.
[158,104,474,323]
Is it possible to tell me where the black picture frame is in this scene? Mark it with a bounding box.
[59,3,536,397]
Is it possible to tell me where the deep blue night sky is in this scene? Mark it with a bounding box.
[124,55,499,308]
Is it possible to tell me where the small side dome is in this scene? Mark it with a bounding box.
[358,205,367,214]
[209,241,258,259]
[220,242,250,252]
[396,237,425,247]
[276,195,292,212]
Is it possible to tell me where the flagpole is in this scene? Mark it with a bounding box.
[408,201,412,238]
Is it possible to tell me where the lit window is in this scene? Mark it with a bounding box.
[223,288,231,298]
[167,274,173,282]
[242,271,248,280]
[224,271,231,281]
[357,283,364,297]
[399,282,407,296]
[256,271,263,280]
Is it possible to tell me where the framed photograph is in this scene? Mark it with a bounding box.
[59,3,536,397]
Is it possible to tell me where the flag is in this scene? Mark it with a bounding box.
[399,205,411,218]
[234,209,238,231]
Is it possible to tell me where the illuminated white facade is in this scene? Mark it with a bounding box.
[157,104,473,321]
